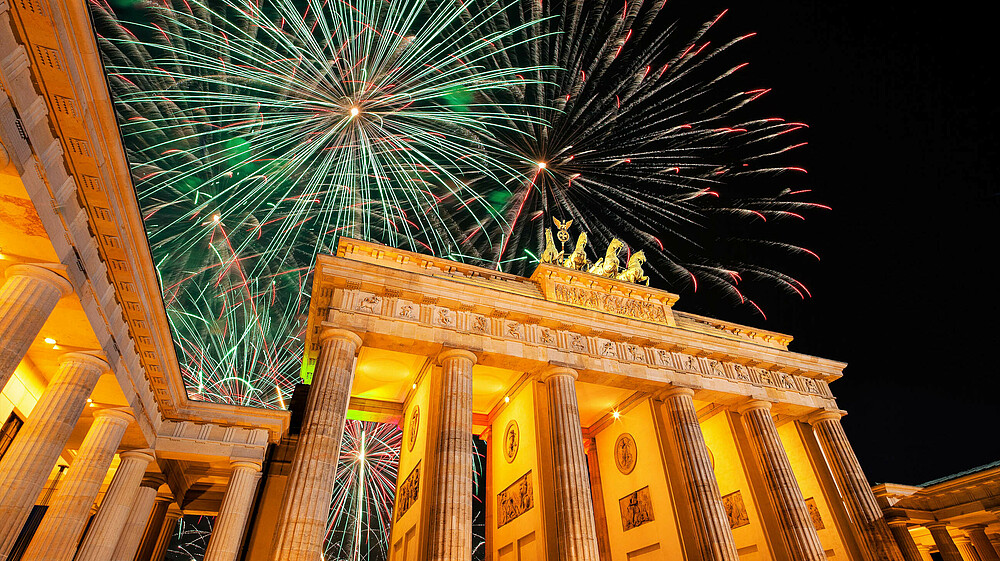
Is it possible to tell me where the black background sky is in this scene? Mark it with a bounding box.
[662,0,998,486]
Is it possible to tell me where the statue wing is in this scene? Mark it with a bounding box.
[553,217,563,229]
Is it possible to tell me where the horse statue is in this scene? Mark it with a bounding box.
[588,238,624,278]
[616,250,649,285]
[539,228,562,264]
[562,232,589,271]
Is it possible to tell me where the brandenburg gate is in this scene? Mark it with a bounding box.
[244,236,905,561]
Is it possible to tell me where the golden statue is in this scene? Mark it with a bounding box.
[562,232,589,271]
[616,250,649,285]
[540,229,562,264]
[588,238,624,278]
[553,217,572,254]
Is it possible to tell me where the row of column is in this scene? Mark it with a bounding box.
[890,519,1000,561]
[0,264,262,561]
[263,326,904,561]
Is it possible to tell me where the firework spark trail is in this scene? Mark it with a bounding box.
[447,0,825,312]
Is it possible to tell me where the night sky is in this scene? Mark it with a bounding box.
[665,0,998,486]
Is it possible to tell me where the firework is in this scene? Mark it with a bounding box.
[453,0,825,313]
[165,515,214,560]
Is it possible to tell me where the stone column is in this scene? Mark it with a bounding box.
[0,263,72,388]
[917,545,934,561]
[75,449,156,561]
[149,510,182,561]
[737,400,825,560]
[927,522,964,561]
[204,460,262,561]
[19,408,134,561]
[543,366,600,561]
[809,411,905,561]
[956,535,982,561]
[886,519,924,561]
[0,352,109,558]
[988,534,1000,558]
[427,349,476,561]
[663,388,739,560]
[964,526,1000,561]
[110,474,166,561]
[135,496,171,561]
[268,329,362,561]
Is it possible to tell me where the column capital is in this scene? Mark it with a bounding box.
[230,459,262,472]
[58,351,111,373]
[660,386,696,400]
[318,328,363,348]
[94,407,136,425]
[886,517,913,528]
[4,263,73,297]
[141,474,167,489]
[925,520,951,531]
[961,523,988,532]
[120,448,156,463]
[806,409,847,425]
[540,365,578,381]
[736,398,773,415]
[436,348,478,366]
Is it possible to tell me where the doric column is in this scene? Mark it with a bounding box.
[543,366,600,561]
[149,509,182,561]
[956,535,982,561]
[268,329,362,561]
[808,411,905,561]
[988,534,1000,558]
[19,408,134,561]
[75,449,156,561]
[926,522,964,561]
[0,352,109,558]
[737,400,825,560]
[110,474,166,561]
[917,545,934,561]
[886,518,924,561]
[135,496,171,561]
[963,526,1000,561]
[204,460,262,561]
[663,388,739,560]
[0,263,72,388]
[427,349,477,561]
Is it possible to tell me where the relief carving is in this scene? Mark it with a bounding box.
[619,486,654,531]
[497,471,534,528]
[614,433,637,475]
[708,359,726,378]
[625,344,646,363]
[503,420,519,463]
[396,462,420,521]
[407,406,419,452]
[778,371,796,390]
[540,328,555,345]
[397,302,416,319]
[505,321,523,339]
[805,497,824,530]
[722,490,750,529]
[435,307,454,326]
[570,334,587,352]
[678,354,699,373]
[657,349,674,367]
[599,341,616,358]
[553,283,668,324]
[356,294,381,314]
[472,315,489,332]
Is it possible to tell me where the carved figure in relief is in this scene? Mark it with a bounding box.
[472,315,488,332]
[540,229,562,264]
[562,232,590,271]
[616,250,650,286]
[398,303,415,319]
[357,294,381,313]
[588,238,624,278]
[540,329,555,345]
[571,334,587,352]
[436,308,453,325]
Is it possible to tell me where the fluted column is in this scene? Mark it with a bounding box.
[964,526,1000,561]
[663,388,739,560]
[917,545,934,561]
[0,264,72,388]
[204,460,262,561]
[887,518,924,561]
[135,496,171,561]
[110,474,166,561]
[0,352,109,558]
[268,329,362,561]
[427,349,476,561]
[927,522,964,561]
[737,400,825,560]
[543,366,600,561]
[149,510,182,561]
[809,411,904,560]
[75,449,156,561]
[19,408,134,561]
[956,535,982,561]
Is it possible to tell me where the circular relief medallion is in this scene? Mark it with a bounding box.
[407,406,420,451]
[614,433,637,475]
[503,420,520,463]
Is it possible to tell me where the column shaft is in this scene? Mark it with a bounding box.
[927,523,964,561]
[135,498,170,561]
[427,350,476,561]
[887,521,924,561]
[0,353,108,558]
[811,413,904,561]
[965,526,1000,561]
[0,264,72,388]
[956,536,982,561]
[111,476,165,561]
[738,401,825,560]
[149,511,182,561]
[664,389,739,560]
[204,461,262,561]
[268,329,361,561]
[545,368,600,561]
[19,409,133,561]
[75,450,156,561]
